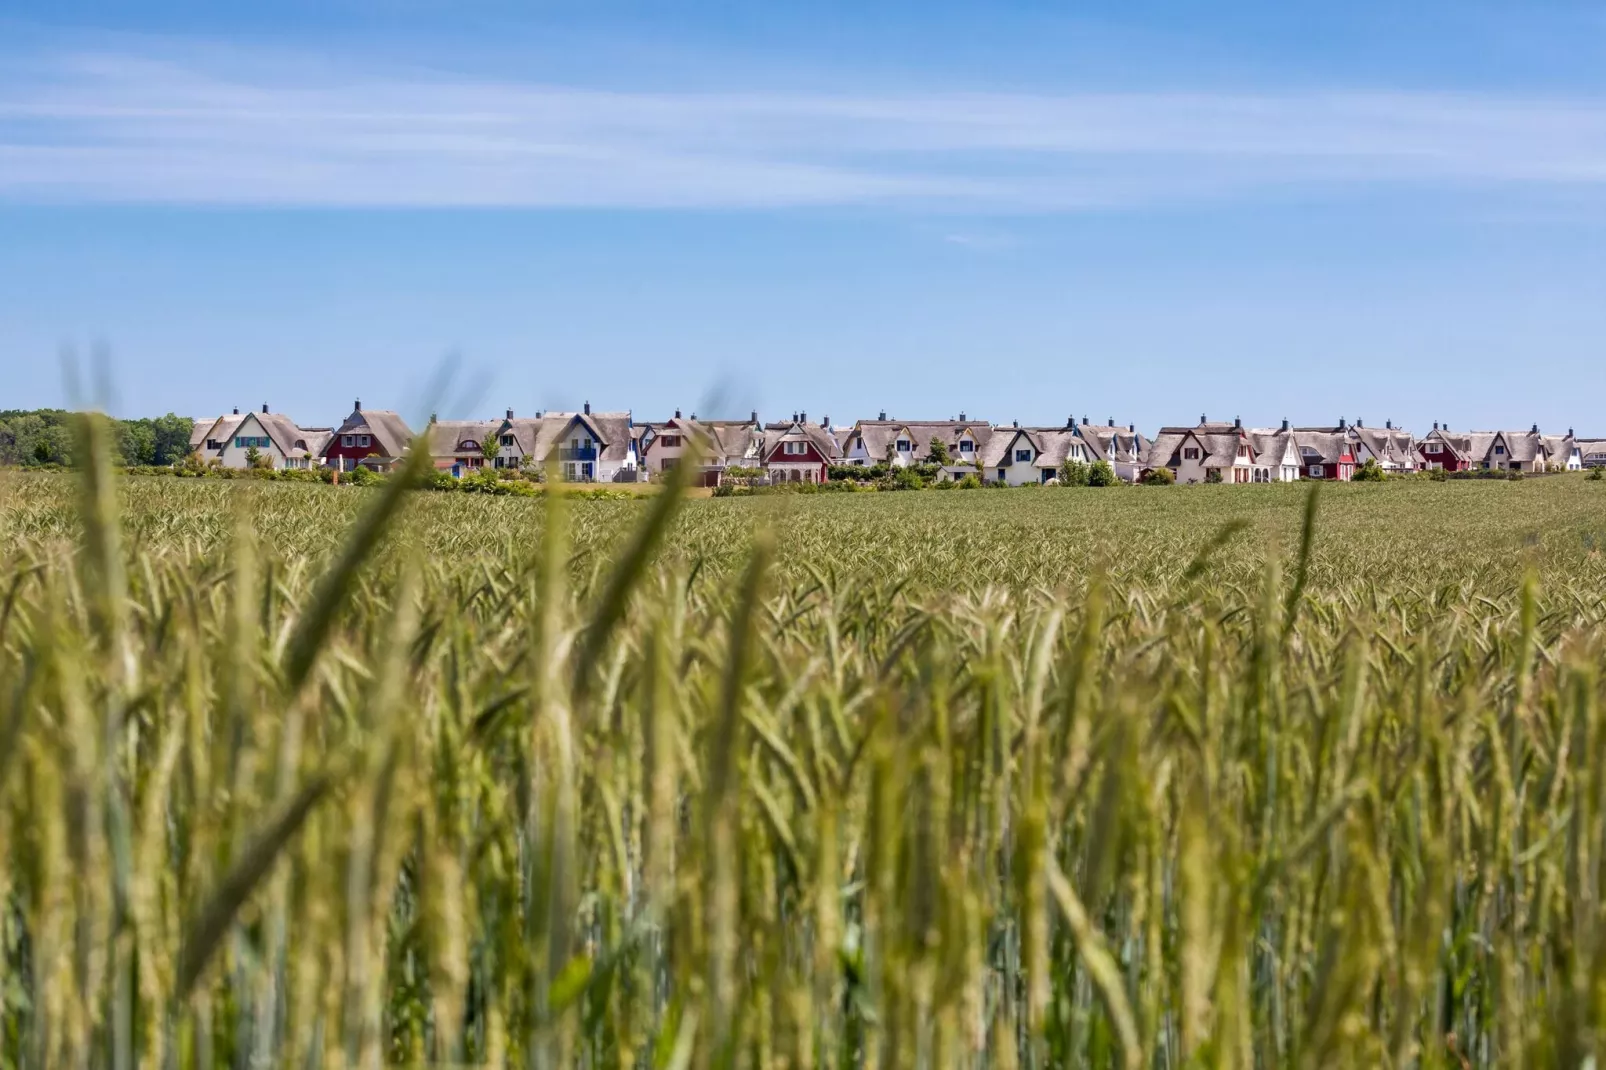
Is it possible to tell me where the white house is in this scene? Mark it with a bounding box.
[1143,418,1258,484]
[1248,423,1303,482]
[214,406,331,470]
[838,414,993,478]
[983,423,1097,485]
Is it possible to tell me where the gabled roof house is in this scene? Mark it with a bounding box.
[640,409,764,483]
[980,423,1086,485]
[839,413,993,475]
[322,399,415,472]
[1347,420,1417,472]
[1247,422,1303,482]
[1292,421,1358,481]
[210,404,332,470]
[1142,417,1258,483]
[760,415,840,483]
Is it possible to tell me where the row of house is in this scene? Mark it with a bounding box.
[188,402,1606,485]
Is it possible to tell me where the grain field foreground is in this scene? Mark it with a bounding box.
[4,447,1606,1068]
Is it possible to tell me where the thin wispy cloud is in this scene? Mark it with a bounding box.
[2,42,1605,209]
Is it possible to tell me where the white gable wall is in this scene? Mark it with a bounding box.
[215,413,289,470]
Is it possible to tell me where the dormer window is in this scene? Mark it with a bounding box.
[896,439,911,452]
[460,440,479,451]
[1184,447,1200,460]
[1015,449,1032,462]
[959,440,973,453]
[1494,445,1505,455]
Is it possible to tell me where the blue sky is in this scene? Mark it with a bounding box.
[3,1,1605,433]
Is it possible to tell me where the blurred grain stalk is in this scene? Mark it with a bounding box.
[1,417,1603,1069]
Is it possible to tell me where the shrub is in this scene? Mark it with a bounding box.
[1589,467,1604,482]
[886,466,925,491]
[1352,458,1387,482]
[1204,468,1223,484]
[1087,460,1117,487]
[1059,459,1090,486]
[318,466,338,484]
[347,465,381,487]
[1428,467,1448,482]
[956,474,981,490]
[1140,467,1175,486]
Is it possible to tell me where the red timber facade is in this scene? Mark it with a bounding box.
[760,418,837,483]
[321,400,414,471]
[1292,426,1357,481]
[1415,425,1475,471]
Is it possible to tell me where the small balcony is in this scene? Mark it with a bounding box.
[558,446,597,461]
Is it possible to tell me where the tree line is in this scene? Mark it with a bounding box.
[0,409,194,467]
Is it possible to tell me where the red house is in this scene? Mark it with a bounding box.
[759,416,839,483]
[1292,424,1356,480]
[321,399,414,471]
[1415,424,1479,471]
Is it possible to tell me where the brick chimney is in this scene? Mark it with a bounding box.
[1281,418,1289,431]
[584,400,591,415]
[506,407,514,420]
[879,410,886,421]
[262,403,269,413]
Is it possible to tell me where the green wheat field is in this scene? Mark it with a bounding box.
[6,422,1606,1068]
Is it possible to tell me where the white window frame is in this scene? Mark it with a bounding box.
[896,439,911,452]
[1183,447,1200,460]
[1015,449,1032,463]
[342,435,354,447]
[958,440,974,453]
[1310,464,1325,478]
